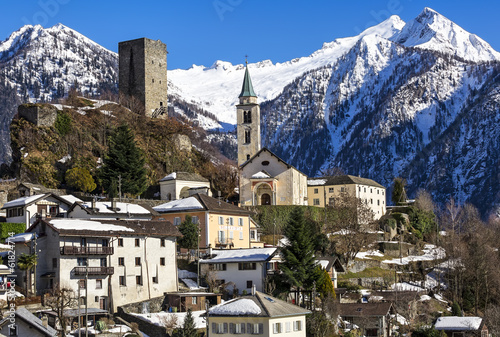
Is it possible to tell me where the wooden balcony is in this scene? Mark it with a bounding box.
[73,267,114,276]
[61,246,114,255]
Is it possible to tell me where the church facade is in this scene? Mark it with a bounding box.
[237,64,308,206]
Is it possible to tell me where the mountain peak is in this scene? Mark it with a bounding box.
[392,8,500,62]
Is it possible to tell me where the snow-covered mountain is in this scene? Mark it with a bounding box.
[0,8,499,216]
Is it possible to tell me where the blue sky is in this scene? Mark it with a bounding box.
[1,1,499,69]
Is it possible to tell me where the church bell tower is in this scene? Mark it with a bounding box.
[236,62,261,166]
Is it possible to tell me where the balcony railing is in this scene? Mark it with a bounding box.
[73,267,114,276]
[61,246,114,255]
[215,238,233,248]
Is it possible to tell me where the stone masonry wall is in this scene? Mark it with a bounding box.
[18,104,57,126]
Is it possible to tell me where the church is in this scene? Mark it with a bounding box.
[236,64,386,220]
[237,64,308,206]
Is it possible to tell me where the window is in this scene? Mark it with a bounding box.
[102,239,108,247]
[174,217,181,226]
[228,217,234,226]
[49,205,58,217]
[234,323,245,334]
[118,257,125,266]
[244,129,251,144]
[246,280,253,288]
[100,258,107,267]
[136,275,143,285]
[238,262,256,270]
[160,238,165,247]
[285,322,291,333]
[371,189,373,193]
[135,238,140,247]
[370,199,373,204]
[192,216,199,224]
[328,198,335,206]
[118,238,123,247]
[152,79,154,83]
[96,279,102,289]
[218,231,226,244]
[213,323,228,334]
[152,276,158,284]
[119,275,126,286]
[329,187,334,193]
[160,257,165,266]
[81,238,86,247]
[382,191,385,195]
[262,160,270,166]
[210,263,226,271]
[243,110,252,123]
[377,200,380,206]
[341,187,346,192]
[313,199,320,206]
[273,323,282,334]
[218,216,224,225]
[77,258,87,266]
[192,296,197,305]
[248,323,263,335]
[239,218,244,226]
[135,257,141,266]
[293,321,302,331]
[247,154,250,161]
[314,188,319,194]
[8,325,17,336]
[364,187,366,192]
[239,231,244,240]
[52,258,57,269]
[377,190,380,194]
[79,279,86,289]
[79,296,86,305]
[250,230,256,240]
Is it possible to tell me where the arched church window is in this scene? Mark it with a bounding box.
[243,111,252,123]
[244,129,251,144]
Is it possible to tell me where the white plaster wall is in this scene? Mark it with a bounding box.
[160,180,210,200]
[208,315,307,337]
[201,262,266,294]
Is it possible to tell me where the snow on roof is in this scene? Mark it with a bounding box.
[251,171,271,179]
[435,316,482,330]
[210,298,261,316]
[307,179,327,186]
[6,233,35,243]
[50,219,134,232]
[81,201,150,214]
[132,310,207,329]
[0,243,11,249]
[154,197,204,212]
[2,194,45,209]
[181,278,204,290]
[200,248,277,264]
[316,260,329,269]
[161,172,177,181]
[59,195,83,204]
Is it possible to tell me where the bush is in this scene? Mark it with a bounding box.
[0,223,25,242]
[54,111,72,136]
[65,167,96,193]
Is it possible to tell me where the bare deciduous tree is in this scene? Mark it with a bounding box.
[44,285,77,336]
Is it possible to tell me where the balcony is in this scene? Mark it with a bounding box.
[215,238,233,248]
[61,246,114,255]
[73,267,114,276]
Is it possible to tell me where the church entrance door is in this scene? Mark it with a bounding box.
[261,194,271,205]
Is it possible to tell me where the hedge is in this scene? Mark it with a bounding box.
[0,223,26,242]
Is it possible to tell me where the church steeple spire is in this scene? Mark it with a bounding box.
[239,61,256,98]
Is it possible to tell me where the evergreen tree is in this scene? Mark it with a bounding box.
[315,266,335,299]
[179,309,197,337]
[100,124,147,197]
[280,207,318,290]
[391,177,407,205]
[178,215,199,258]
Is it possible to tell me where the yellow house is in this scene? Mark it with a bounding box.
[153,193,258,249]
[307,175,386,220]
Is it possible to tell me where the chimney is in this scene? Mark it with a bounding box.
[111,198,116,210]
[251,284,256,296]
[91,198,96,210]
[41,315,48,328]
[207,244,212,257]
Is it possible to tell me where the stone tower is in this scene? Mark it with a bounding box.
[236,63,261,166]
[118,38,168,118]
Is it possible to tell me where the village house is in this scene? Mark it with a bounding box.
[338,302,395,337]
[67,199,157,220]
[0,307,57,337]
[10,218,180,313]
[315,256,345,288]
[159,171,212,201]
[307,175,387,220]
[208,290,310,337]
[154,193,262,249]
[434,316,489,337]
[199,247,278,295]
[1,193,77,228]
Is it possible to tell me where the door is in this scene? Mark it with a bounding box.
[99,297,107,310]
[261,194,271,205]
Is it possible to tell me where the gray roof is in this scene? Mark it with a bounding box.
[308,175,385,189]
[160,172,209,182]
[209,291,310,318]
[0,307,57,336]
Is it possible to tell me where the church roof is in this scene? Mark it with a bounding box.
[240,148,307,177]
[238,64,256,97]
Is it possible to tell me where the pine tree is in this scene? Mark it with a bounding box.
[100,124,147,197]
[280,207,318,290]
[179,309,197,337]
[178,215,199,258]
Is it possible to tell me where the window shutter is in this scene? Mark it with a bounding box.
[241,323,246,334]
[259,323,264,334]
[247,323,252,334]
[229,323,234,334]
[224,323,228,333]
[212,323,216,334]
